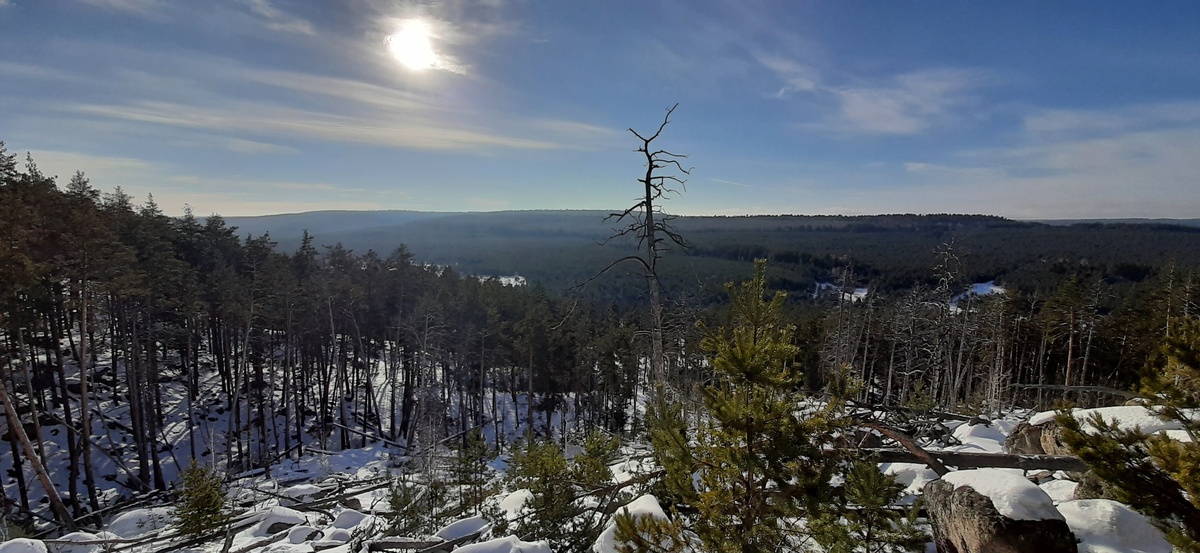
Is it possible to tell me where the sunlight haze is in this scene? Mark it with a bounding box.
[1,1,1197,219]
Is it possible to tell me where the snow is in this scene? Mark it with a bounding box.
[951,422,1006,452]
[330,509,371,529]
[0,539,47,553]
[455,536,553,553]
[1038,479,1078,504]
[287,526,322,543]
[500,488,533,521]
[939,469,1064,521]
[843,287,870,303]
[435,516,490,541]
[1058,499,1171,553]
[593,494,669,553]
[1030,405,1185,435]
[247,506,309,537]
[880,462,940,497]
[106,506,174,538]
[49,531,117,553]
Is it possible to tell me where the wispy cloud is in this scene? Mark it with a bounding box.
[237,0,315,35]
[72,100,566,151]
[21,44,608,153]
[756,55,819,96]
[77,0,159,15]
[894,102,1200,218]
[226,138,297,155]
[769,64,987,136]
[1023,102,1200,136]
[712,178,751,188]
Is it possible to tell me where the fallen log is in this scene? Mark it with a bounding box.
[864,448,1087,472]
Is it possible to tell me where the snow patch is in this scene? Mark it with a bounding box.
[330,509,370,529]
[881,463,940,497]
[1030,406,1185,435]
[500,488,533,521]
[435,516,490,541]
[106,506,174,538]
[248,505,309,537]
[0,539,47,553]
[1059,499,1171,553]
[1038,479,1078,504]
[951,422,1006,452]
[593,494,670,553]
[455,536,553,553]
[940,468,1063,521]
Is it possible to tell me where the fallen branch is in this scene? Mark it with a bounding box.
[856,419,950,476]
[865,448,1087,472]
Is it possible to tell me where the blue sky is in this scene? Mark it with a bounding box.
[2,1,1198,218]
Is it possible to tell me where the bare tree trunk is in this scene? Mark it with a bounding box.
[0,364,78,531]
[78,279,101,515]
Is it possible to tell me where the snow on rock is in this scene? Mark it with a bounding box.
[1029,406,1183,434]
[990,418,1018,437]
[593,494,670,553]
[940,469,1063,521]
[245,505,310,537]
[435,516,490,541]
[330,509,370,529]
[278,483,327,501]
[456,536,553,553]
[287,525,322,543]
[500,489,533,521]
[0,539,47,553]
[1038,479,1079,504]
[260,544,316,553]
[1058,499,1172,553]
[106,506,174,538]
[47,531,122,553]
[951,423,1006,452]
[881,462,940,497]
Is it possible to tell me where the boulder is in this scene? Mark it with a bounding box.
[1073,470,1119,501]
[1039,421,1073,457]
[924,475,1077,553]
[1004,422,1046,455]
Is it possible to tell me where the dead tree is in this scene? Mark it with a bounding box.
[592,104,690,384]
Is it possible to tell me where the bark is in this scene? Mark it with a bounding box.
[0,364,78,531]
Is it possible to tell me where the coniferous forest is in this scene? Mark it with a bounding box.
[3,137,1200,552]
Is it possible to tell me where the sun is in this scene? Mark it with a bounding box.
[386,19,438,71]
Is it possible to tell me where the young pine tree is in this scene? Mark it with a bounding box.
[1059,320,1200,551]
[636,260,852,552]
[174,462,229,537]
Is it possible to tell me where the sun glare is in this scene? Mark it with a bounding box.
[387,19,437,71]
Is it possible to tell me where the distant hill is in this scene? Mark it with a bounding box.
[222,210,1200,305]
[1035,218,1200,228]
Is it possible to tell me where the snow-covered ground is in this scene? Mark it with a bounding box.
[2,355,1180,553]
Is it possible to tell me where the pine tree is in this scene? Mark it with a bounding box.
[812,461,926,553]
[644,260,851,552]
[174,462,229,537]
[1059,319,1200,551]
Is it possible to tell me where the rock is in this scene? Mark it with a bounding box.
[266,521,299,534]
[1004,422,1046,455]
[1039,421,1073,457]
[924,478,1078,553]
[1073,470,1119,501]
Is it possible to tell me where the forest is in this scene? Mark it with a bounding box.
[2,139,1199,551]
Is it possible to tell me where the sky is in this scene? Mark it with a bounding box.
[1,1,1199,219]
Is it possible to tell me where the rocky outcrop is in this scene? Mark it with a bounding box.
[1039,421,1073,457]
[924,478,1077,553]
[1003,421,1045,455]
